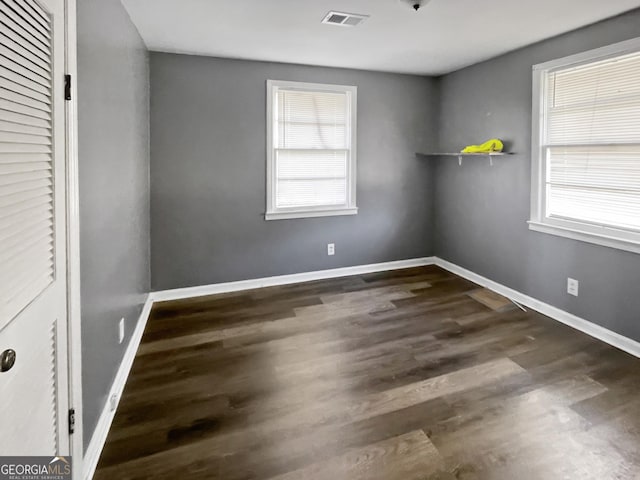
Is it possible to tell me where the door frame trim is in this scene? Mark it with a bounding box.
[63,0,84,476]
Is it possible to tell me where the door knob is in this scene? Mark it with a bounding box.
[1,349,16,372]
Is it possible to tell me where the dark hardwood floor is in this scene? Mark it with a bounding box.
[94,266,640,479]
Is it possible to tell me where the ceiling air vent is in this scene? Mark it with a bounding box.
[322,11,369,27]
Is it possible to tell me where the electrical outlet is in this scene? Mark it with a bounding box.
[118,318,125,344]
[109,394,118,412]
[567,278,579,297]
[327,243,335,256]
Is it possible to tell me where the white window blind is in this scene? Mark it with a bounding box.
[267,80,357,220]
[543,49,640,232]
[0,0,55,322]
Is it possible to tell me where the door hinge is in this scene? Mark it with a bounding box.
[68,408,75,434]
[64,74,72,101]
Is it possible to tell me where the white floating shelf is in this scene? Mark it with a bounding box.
[416,152,514,166]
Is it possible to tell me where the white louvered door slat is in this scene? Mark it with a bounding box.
[0,3,50,46]
[0,234,53,265]
[4,0,51,35]
[2,246,53,278]
[0,64,51,95]
[1,218,52,248]
[0,151,51,161]
[24,0,50,24]
[0,120,50,136]
[0,0,70,458]
[0,108,51,128]
[0,24,50,64]
[0,44,51,80]
[1,86,52,111]
[0,132,51,146]
[0,196,51,221]
[0,31,51,72]
[0,76,51,104]
[0,198,51,223]
[0,50,51,86]
[0,8,51,53]
[0,185,52,209]
[0,211,53,243]
[0,159,51,171]
[0,97,51,119]
[6,0,50,34]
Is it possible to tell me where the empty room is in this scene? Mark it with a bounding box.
[2,0,640,479]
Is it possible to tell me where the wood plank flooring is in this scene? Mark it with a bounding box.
[94,266,640,480]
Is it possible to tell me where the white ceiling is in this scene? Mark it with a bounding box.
[121,0,640,75]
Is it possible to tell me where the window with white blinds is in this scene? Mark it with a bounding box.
[266,80,357,220]
[0,0,55,321]
[530,39,640,253]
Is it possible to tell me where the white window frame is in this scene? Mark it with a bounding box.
[529,37,640,255]
[266,79,358,221]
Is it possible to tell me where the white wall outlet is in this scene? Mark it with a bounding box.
[567,278,579,297]
[327,243,335,256]
[109,393,118,412]
[118,317,125,344]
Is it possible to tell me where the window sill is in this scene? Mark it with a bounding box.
[265,207,358,221]
[528,220,640,255]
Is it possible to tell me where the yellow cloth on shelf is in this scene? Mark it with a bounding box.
[461,139,504,153]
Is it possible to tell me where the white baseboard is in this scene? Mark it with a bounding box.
[82,295,154,480]
[150,257,437,302]
[434,257,640,359]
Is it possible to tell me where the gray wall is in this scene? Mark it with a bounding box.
[150,54,438,290]
[435,10,640,342]
[77,0,150,450]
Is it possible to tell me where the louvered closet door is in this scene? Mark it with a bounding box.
[0,0,70,456]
